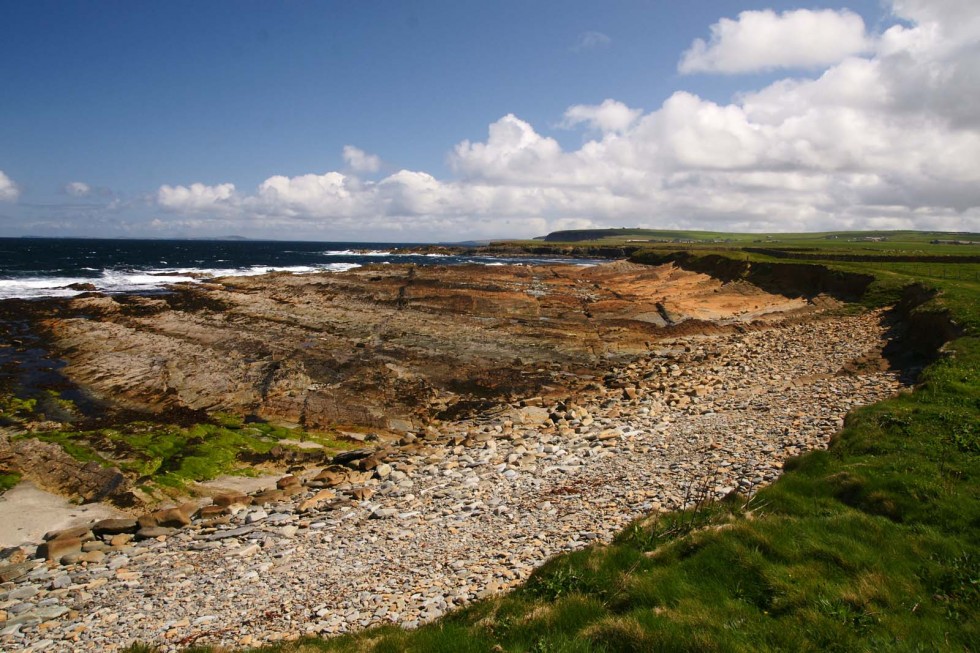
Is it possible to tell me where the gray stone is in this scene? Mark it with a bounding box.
[7,584,38,600]
[32,605,69,620]
[135,527,175,540]
[205,526,256,541]
[48,574,72,590]
[245,509,268,524]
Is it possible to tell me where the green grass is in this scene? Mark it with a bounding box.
[535,228,980,254]
[134,237,980,653]
[0,470,21,493]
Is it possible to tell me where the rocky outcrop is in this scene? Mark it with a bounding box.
[0,433,131,504]
[33,262,815,430]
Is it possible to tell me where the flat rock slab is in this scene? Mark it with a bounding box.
[204,526,257,541]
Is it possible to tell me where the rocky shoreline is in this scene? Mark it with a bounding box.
[0,309,902,651]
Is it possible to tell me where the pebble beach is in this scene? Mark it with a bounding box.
[0,310,903,651]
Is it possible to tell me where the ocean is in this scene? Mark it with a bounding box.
[0,238,589,300]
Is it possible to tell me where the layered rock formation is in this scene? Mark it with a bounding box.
[0,434,130,504]
[34,262,811,432]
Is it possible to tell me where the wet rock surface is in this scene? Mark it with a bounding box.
[0,309,903,651]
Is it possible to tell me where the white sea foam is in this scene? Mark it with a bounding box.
[0,263,362,300]
[322,249,392,257]
[0,278,96,300]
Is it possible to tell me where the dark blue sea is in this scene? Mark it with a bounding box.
[0,238,590,300]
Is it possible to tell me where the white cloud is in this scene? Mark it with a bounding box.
[573,31,611,52]
[0,171,20,202]
[157,182,236,212]
[64,181,91,197]
[150,1,980,239]
[562,99,642,134]
[679,9,872,74]
[342,145,381,173]
[451,114,564,183]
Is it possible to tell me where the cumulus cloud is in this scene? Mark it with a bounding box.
[679,9,872,74]
[64,181,91,197]
[158,182,236,212]
[572,31,611,52]
[151,1,980,238]
[342,145,382,173]
[561,99,643,134]
[0,171,20,202]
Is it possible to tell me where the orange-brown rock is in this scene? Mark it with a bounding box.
[33,262,810,432]
[36,537,82,562]
[0,436,131,504]
[197,505,228,519]
[213,492,252,508]
[276,475,301,490]
[43,526,94,542]
[91,519,138,536]
[312,468,348,487]
[141,507,191,529]
[252,489,286,504]
[297,489,336,512]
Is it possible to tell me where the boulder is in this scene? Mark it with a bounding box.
[197,505,228,519]
[178,501,200,518]
[78,550,105,564]
[312,468,348,487]
[252,489,286,505]
[36,537,82,562]
[349,487,374,501]
[43,526,93,542]
[297,489,336,512]
[91,518,138,536]
[507,406,550,425]
[109,534,134,547]
[331,448,374,466]
[276,475,301,490]
[213,492,251,508]
[136,513,158,529]
[0,560,38,583]
[135,527,175,540]
[347,471,374,485]
[139,505,193,529]
[356,455,380,472]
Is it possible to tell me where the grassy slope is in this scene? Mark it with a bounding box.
[539,229,980,252]
[128,241,976,652]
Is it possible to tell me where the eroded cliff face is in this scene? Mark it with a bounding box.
[34,262,813,431]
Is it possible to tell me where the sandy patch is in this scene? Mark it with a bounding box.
[0,481,129,548]
[196,474,282,495]
[278,438,324,449]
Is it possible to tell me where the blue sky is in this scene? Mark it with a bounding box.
[1,0,977,240]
